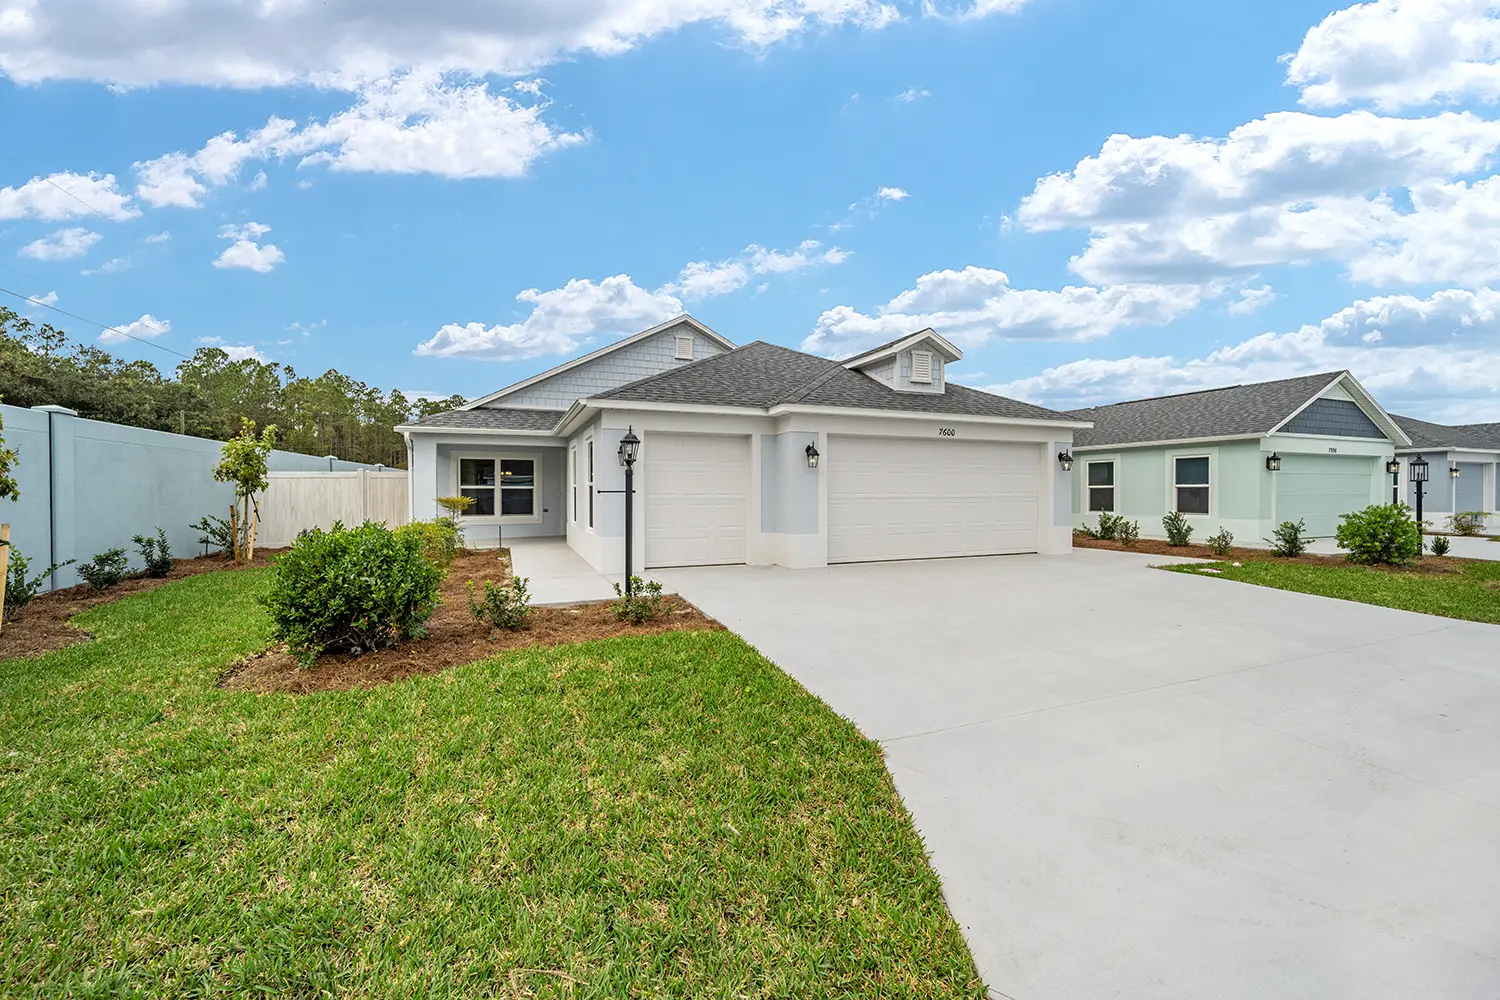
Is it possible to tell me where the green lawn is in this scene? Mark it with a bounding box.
[0,569,984,998]
[1165,558,1500,624]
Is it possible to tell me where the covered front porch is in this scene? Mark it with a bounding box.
[408,431,567,548]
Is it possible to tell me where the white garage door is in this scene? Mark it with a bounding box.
[645,433,748,568]
[828,435,1040,564]
[1276,454,1375,538]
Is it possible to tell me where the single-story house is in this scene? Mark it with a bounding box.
[1064,370,1412,541]
[1389,415,1500,528]
[397,315,1087,574]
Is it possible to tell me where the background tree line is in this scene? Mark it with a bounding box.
[0,307,465,467]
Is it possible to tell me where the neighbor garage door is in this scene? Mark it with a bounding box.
[644,433,748,568]
[1456,462,1485,513]
[1276,454,1374,537]
[828,436,1039,563]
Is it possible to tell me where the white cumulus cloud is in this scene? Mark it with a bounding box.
[213,222,284,272]
[0,172,137,221]
[99,313,171,344]
[1228,284,1278,316]
[20,226,101,261]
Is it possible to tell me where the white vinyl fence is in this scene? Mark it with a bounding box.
[256,470,410,547]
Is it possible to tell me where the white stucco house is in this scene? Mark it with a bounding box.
[397,315,1087,575]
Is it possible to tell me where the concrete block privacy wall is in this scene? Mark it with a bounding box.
[0,403,384,590]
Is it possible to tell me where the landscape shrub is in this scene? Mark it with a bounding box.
[132,528,174,578]
[191,514,236,557]
[262,521,443,666]
[396,518,460,571]
[612,577,668,624]
[1162,510,1193,546]
[467,576,532,631]
[1448,511,1487,536]
[3,548,73,619]
[435,496,475,545]
[1266,519,1309,558]
[1084,511,1126,541]
[78,548,130,592]
[1116,519,1140,547]
[1206,528,1234,558]
[1335,504,1421,566]
[1431,534,1452,557]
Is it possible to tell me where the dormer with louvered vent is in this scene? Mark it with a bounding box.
[841,328,962,395]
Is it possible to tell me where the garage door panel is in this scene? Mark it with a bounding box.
[1276,454,1374,538]
[645,434,748,568]
[828,436,1039,563]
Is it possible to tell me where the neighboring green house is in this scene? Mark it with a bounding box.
[1065,371,1411,542]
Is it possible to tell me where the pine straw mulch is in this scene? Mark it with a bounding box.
[0,550,282,662]
[220,548,724,695]
[1073,534,1472,576]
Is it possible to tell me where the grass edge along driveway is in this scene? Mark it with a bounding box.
[1163,558,1500,626]
[0,568,986,998]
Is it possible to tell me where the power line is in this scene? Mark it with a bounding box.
[0,285,192,359]
[0,144,128,225]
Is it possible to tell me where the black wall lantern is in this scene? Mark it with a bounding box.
[1386,458,1401,475]
[805,441,820,469]
[1266,452,1282,472]
[1386,457,1400,504]
[1451,465,1462,480]
[1057,451,1074,472]
[617,427,641,595]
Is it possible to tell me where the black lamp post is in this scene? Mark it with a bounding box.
[617,427,641,595]
[1410,453,1429,532]
[1386,458,1401,505]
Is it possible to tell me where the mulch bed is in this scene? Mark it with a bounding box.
[0,550,281,662]
[1073,534,1470,575]
[220,548,723,695]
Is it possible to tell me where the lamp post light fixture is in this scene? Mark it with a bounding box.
[805,441,820,469]
[1058,451,1074,473]
[617,427,641,596]
[1410,453,1429,533]
[1265,452,1282,473]
[1386,457,1401,505]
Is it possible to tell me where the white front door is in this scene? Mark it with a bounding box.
[827,435,1040,563]
[644,433,749,568]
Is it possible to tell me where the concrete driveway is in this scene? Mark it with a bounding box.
[655,550,1500,1000]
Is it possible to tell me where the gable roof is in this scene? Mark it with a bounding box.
[400,408,566,433]
[841,328,963,370]
[1391,414,1500,452]
[1067,371,1405,448]
[591,340,1078,423]
[459,315,734,410]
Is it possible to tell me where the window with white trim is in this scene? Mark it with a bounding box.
[586,438,595,528]
[570,445,578,522]
[1174,456,1210,515]
[1087,461,1115,512]
[674,334,694,360]
[911,350,933,384]
[459,456,536,517]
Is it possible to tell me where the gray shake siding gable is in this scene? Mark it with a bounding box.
[1283,399,1385,438]
[486,329,729,409]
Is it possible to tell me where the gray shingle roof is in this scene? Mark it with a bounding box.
[595,341,1077,422]
[1391,414,1500,451]
[408,408,565,431]
[1066,371,1346,448]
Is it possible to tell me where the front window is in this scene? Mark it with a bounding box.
[587,439,595,528]
[459,457,535,518]
[1087,461,1115,512]
[570,446,578,522]
[1174,456,1210,515]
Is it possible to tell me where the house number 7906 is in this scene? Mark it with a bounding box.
[938,427,957,437]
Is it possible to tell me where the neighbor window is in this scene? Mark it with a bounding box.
[458,457,535,518]
[587,439,595,528]
[1174,456,1210,515]
[1087,461,1115,512]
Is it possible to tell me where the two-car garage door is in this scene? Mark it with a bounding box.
[828,436,1040,563]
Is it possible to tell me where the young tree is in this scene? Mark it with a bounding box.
[0,394,19,633]
[213,418,277,561]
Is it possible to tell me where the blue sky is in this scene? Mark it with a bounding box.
[3,0,1500,420]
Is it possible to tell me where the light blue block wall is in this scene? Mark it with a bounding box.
[1,403,385,589]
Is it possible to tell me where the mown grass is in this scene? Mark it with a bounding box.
[1165,558,1500,624]
[0,569,984,998]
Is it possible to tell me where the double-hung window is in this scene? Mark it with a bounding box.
[586,439,595,528]
[1174,456,1210,515]
[458,456,536,518]
[1087,461,1115,512]
[570,446,578,522]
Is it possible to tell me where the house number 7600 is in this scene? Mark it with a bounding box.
[938,427,957,437]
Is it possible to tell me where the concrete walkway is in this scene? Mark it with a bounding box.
[657,550,1500,1000]
[506,538,617,605]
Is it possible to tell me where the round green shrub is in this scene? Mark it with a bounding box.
[1335,503,1422,566]
[262,521,443,665]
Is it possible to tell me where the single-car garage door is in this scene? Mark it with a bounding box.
[1276,454,1374,537]
[828,436,1039,563]
[645,433,748,568]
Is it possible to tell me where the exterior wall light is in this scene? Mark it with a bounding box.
[1451,465,1462,480]
[1386,458,1401,476]
[1266,452,1281,472]
[805,442,820,469]
[1386,458,1400,504]
[1057,451,1074,472]
[617,427,641,467]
